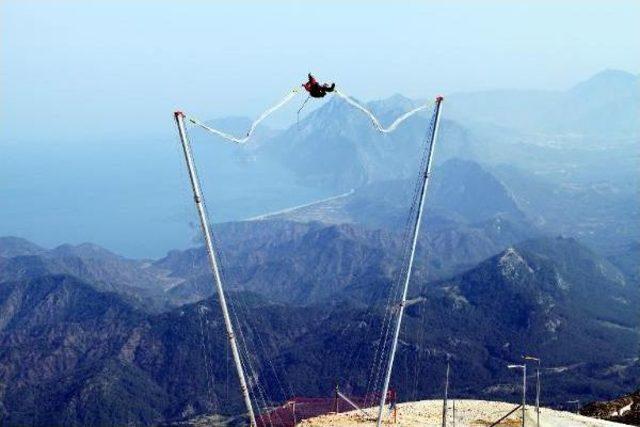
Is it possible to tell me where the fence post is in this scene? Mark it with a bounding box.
[292,400,296,426]
[334,384,340,414]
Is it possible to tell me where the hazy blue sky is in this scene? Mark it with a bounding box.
[1,0,639,256]
[2,1,639,143]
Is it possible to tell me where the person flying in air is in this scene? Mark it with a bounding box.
[303,73,335,98]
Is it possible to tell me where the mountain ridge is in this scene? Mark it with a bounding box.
[0,235,637,424]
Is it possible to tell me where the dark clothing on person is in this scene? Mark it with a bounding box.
[303,74,335,98]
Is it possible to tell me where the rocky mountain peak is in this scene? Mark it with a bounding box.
[497,247,534,280]
[0,236,45,258]
[569,69,639,98]
[52,242,121,260]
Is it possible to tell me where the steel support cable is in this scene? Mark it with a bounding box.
[197,181,268,423]
[213,235,293,405]
[197,305,220,410]
[489,405,523,427]
[228,295,273,426]
[237,345,273,427]
[411,295,425,401]
[252,317,295,400]
[365,266,402,403]
[368,225,413,403]
[365,184,421,405]
[370,262,406,390]
[376,226,416,392]
[232,294,289,419]
[215,251,277,425]
[180,128,219,412]
[356,150,426,406]
[341,184,427,383]
[182,125,239,414]
[185,87,430,144]
[337,391,373,417]
[187,118,290,426]
[365,227,413,403]
[408,129,436,402]
[341,271,394,390]
[366,106,437,408]
[342,227,417,388]
[350,161,430,389]
[372,187,423,381]
[184,124,268,424]
[376,100,443,427]
[210,229,288,425]
[367,148,427,394]
[336,269,398,406]
[411,243,434,401]
[225,263,294,404]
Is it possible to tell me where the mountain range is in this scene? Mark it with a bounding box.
[582,389,640,425]
[0,233,638,425]
[0,69,638,425]
[1,70,637,258]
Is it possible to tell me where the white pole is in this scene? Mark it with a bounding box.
[174,111,257,427]
[376,97,444,427]
[523,355,540,427]
[452,398,456,427]
[536,366,540,427]
[442,358,450,427]
[522,364,527,427]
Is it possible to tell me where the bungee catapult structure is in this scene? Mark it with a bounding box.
[184,73,433,144]
[173,74,444,427]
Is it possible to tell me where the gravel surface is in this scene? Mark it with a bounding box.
[299,399,628,426]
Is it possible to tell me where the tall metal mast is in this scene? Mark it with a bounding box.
[174,111,257,427]
[452,397,456,427]
[376,96,444,427]
[442,357,450,427]
[535,366,540,425]
[523,355,541,427]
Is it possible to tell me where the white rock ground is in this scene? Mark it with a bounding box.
[299,399,627,427]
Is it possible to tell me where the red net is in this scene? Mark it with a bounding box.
[256,390,395,427]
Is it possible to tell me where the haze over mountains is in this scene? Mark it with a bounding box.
[1,69,637,258]
[0,69,638,425]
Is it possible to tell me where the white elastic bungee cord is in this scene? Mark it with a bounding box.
[334,89,429,133]
[188,88,301,144]
[186,85,430,143]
